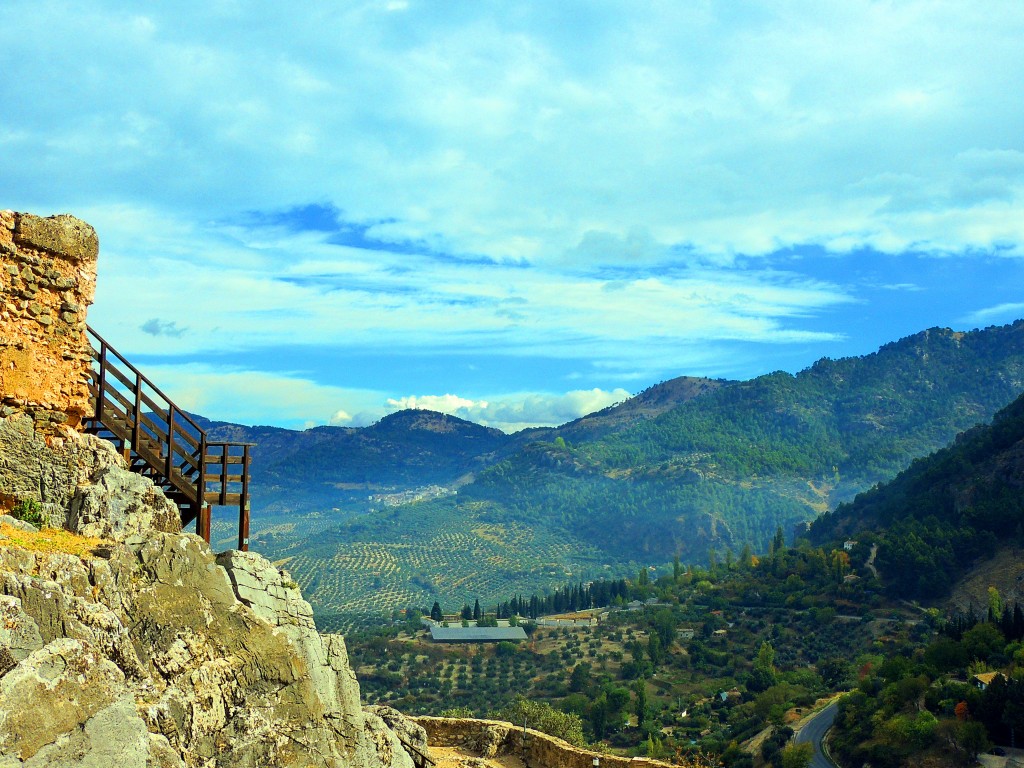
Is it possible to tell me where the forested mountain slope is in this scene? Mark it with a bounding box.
[545,375,732,443]
[196,409,513,513]
[417,321,1024,564]
[194,376,729,517]
[812,386,1024,599]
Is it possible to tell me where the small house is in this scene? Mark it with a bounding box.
[973,671,1004,690]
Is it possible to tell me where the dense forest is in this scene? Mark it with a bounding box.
[812,388,1024,598]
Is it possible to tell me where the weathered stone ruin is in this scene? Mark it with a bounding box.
[0,211,98,433]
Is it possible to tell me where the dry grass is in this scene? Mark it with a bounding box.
[0,523,109,558]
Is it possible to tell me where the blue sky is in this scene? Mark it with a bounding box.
[3,1,1024,431]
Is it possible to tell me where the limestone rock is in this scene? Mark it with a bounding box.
[0,638,124,761]
[68,461,181,540]
[0,413,181,541]
[364,706,428,767]
[0,595,43,663]
[0,528,412,767]
[361,709,416,768]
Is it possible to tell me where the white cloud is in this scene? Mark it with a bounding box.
[962,302,1024,326]
[387,394,484,413]
[138,364,385,430]
[328,409,353,426]
[76,202,850,372]
[4,1,1024,425]
[386,388,633,432]
[4,1,1024,261]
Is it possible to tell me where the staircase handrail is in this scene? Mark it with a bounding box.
[87,326,207,437]
[85,325,253,550]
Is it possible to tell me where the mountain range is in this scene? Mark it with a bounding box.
[198,320,1024,625]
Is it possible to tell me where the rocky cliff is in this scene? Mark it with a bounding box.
[0,413,425,768]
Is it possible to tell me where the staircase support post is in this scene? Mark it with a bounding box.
[238,444,250,552]
[238,500,250,552]
[95,342,107,422]
[198,502,211,543]
[132,372,142,452]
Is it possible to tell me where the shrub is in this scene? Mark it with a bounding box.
[496,695,586,746]
[11,498,43,527]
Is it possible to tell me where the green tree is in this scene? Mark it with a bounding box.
[497,696,585,746]
[430,601,442,621]
[473,599,481,620]
[740,543,753,569]
[755,641,776,675]
[749,641,779,692]
[569,663,592,693]
[635,680,648,723]
[988,586,1003,623]
[962,622,1005,662]
[779,742,812,768]
[647,632,663,667]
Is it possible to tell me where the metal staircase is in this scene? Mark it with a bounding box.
[84,326,253,550]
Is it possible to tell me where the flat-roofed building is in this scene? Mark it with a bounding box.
[428,625,528,643]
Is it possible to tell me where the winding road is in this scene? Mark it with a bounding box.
[794,700,840,768]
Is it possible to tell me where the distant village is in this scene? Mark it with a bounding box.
[368,484,456,510]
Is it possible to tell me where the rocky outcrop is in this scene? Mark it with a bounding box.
[0,524,422,768]
[0,211,98,433]
[0,208,423,767]
[0,415,422,767]
[0,412,180,536]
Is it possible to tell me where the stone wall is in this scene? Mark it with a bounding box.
[413,717,680,768]
[0,210,99,433]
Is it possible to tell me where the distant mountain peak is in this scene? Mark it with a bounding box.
[373,408,503,437]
